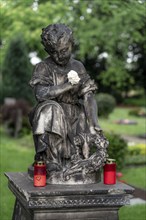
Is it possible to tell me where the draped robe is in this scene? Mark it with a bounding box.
[29,57,97,165]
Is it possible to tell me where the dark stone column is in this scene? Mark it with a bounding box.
[5,172,134,220]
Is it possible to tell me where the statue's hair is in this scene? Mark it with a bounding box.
[41,24,74,53]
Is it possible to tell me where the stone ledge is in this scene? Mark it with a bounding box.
[5,172,134,220]
[5,172,134,209]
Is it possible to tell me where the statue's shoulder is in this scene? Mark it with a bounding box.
[34,60,47,70]
[33,57,52,73]
[34,57,51,66]
[71,58,84,68]
[70,59,86,75]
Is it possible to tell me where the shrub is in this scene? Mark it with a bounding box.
[105,133,128,170]
[125,155,146,166]
[91,132,127,170]
[129,108,146,117]
[19,116,31,136]
[128,147,141,156]
[96,93,116,118]
[128,144,146,156]
[123,95,145,107]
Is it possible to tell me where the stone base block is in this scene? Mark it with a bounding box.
[5,172,134,220]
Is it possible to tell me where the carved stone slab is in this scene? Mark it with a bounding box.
[5,172,134,220]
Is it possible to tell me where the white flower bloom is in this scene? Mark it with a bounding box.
[67,70,80,85]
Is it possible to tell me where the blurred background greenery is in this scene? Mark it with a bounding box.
[0,0,146,103]
[0,0,146,220]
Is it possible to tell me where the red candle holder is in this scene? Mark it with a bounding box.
[34,161,46,187]
[103,158,116,185]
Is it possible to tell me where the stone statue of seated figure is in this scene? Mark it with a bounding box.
[29,24,108,184]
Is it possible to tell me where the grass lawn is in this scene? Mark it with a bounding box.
[0,132,34,220]
[119,204,146,220]
[99,107,145,136]
[121,166,146,190]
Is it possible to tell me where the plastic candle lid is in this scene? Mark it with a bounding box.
[35,161,45,165]
[106,158,116,164]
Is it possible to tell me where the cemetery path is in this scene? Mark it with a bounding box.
[121,135,146,144]
[132,186,146,201]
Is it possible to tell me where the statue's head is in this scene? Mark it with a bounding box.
[41,24,74,66]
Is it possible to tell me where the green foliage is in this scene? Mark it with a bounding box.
[105,133,128,171]
[128,147,141,156]
[128,143,146,156]
[125,155,146,166]
[2,34,33,103]
[19,116,31,137]
[96,93,116,118]
[124,95,146,107]
[0,0,146,94]
[6,115,32,137]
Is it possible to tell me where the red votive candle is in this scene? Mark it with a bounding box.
[34,161,46,187]
[104,159,116,185]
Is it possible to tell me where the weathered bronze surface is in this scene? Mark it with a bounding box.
[29,24,109,184]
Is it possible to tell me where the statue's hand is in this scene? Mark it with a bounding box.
[69,79,82,92]
[90,125,102,135]
[94,125,103,133]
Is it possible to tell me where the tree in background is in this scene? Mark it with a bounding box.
[0,0,146,101]
[69,0,146,98]
[2,34,33,103]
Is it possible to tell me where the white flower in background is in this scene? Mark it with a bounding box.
[67,70,80,85]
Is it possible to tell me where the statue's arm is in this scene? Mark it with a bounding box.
[83,91,102,134]
[30,62,76,101]
[34,83,73,101]
[76,61,101,134]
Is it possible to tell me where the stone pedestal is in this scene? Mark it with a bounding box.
[5,172,134,220]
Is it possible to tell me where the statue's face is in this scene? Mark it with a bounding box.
[50,40,72,66]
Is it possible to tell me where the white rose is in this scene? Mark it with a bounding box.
[67,70,80,85]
